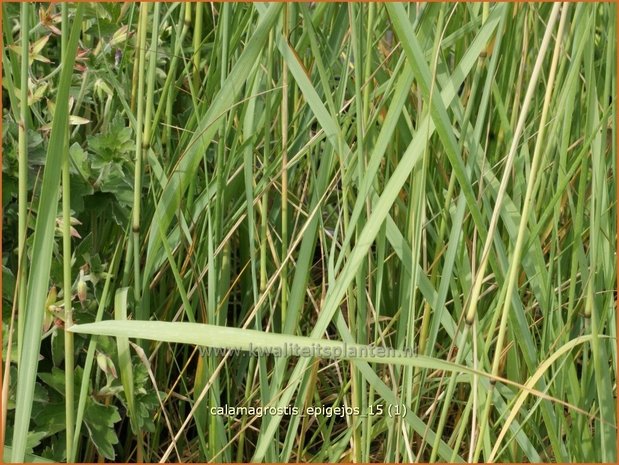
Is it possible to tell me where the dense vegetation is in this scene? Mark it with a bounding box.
[2,2,617,462]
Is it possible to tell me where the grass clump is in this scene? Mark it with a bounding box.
[2,2,616,463]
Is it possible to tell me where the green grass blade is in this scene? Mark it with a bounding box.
[143,3,282,286]
[10,5,84,462]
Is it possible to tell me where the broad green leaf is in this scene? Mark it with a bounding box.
[82,400,121,460]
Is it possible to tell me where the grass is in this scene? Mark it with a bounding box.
[1,2,617,463]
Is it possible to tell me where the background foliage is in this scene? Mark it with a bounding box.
[2,2,617,462]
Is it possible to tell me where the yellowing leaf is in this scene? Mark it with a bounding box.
[31,35,50,55]
[28,82,48,106]
[110,25,129,46]
[31,54,51,64]
[69,115,90,125]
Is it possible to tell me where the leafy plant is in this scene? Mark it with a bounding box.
[2,2,616,463]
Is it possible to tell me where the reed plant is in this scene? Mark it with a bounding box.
[1,2,616,462]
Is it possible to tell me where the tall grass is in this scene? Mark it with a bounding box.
[2,2,616,462]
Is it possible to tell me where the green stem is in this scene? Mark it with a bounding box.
[474,4,564,460]
[60,4,75,461]
[71,241,124,460]
[153,3,190,149]
[280,5,289,329]
[11,5,85,462]
[192,2,203,91]
[17,1,29,368]
[132,3,150,330]
[349,4,369,460]
[463,2,561,326]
